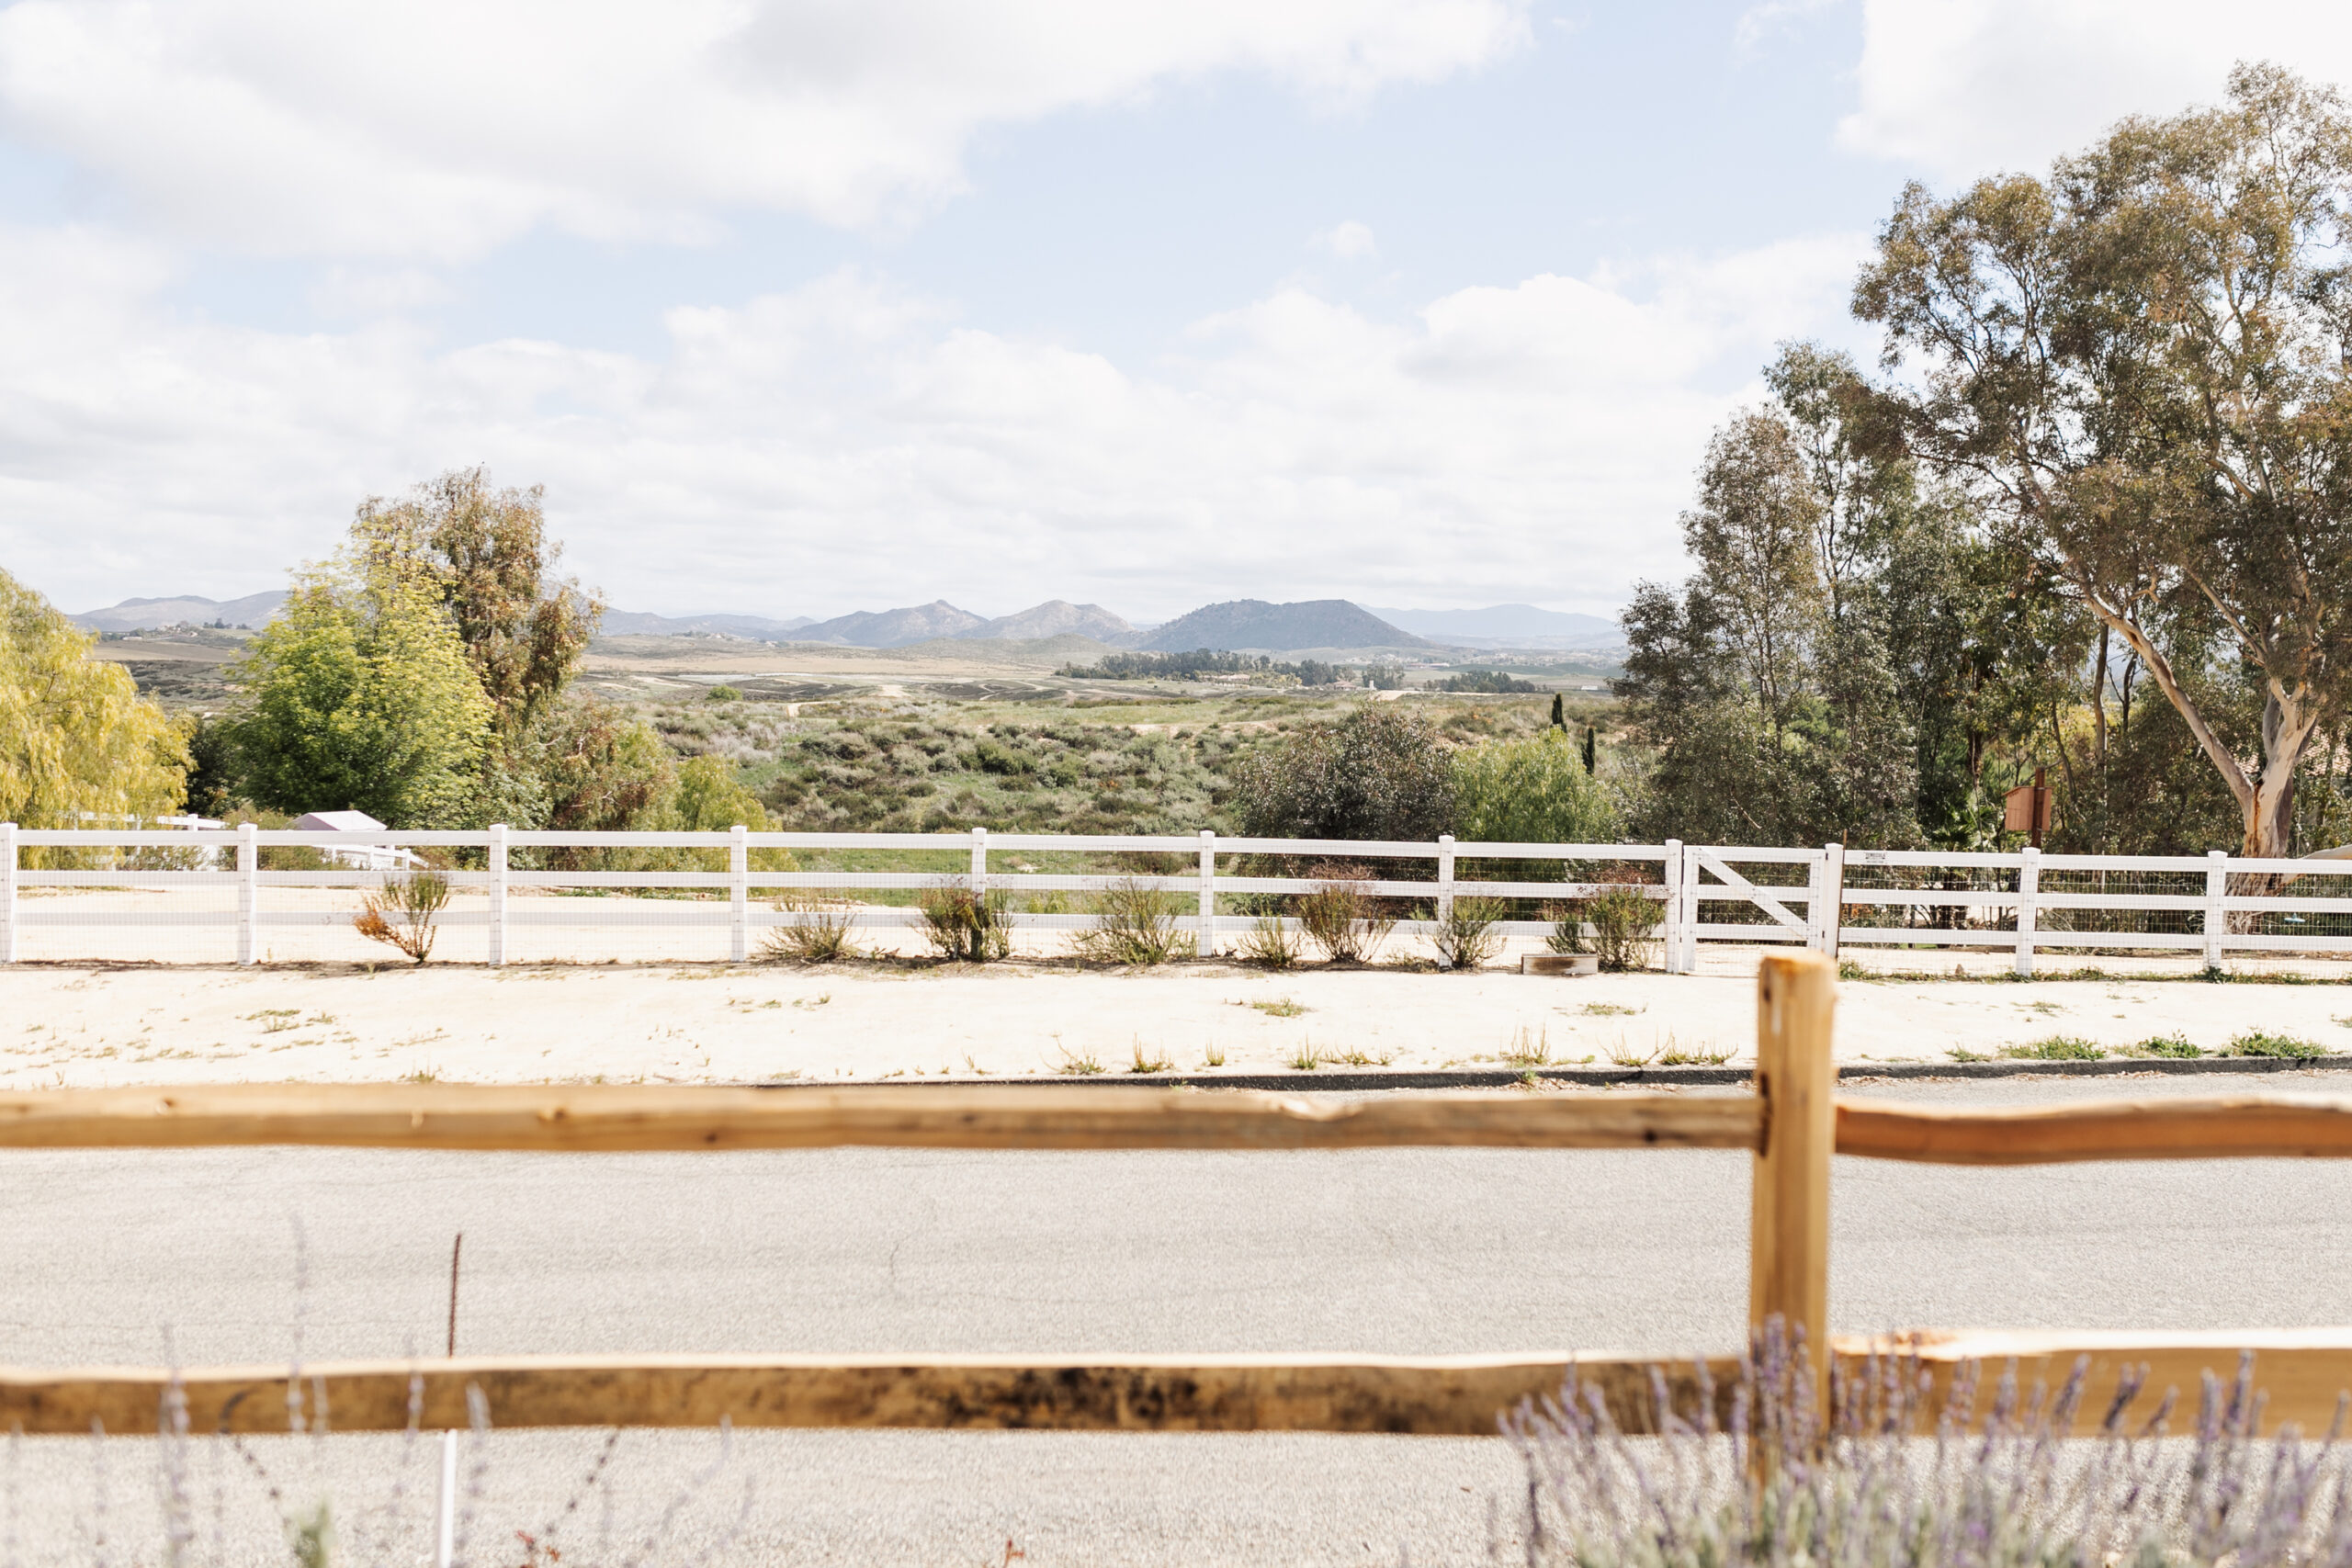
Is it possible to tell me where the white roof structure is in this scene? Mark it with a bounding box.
[291,810,387,832]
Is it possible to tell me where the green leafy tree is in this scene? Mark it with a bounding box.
[1452,731,1615,845]
[0,569,188,832]
[1854,63,2352,856]
[352,467,604,739]
[1230,706,1454,840]
[232,565,492,827]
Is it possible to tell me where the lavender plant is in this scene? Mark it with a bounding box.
[1497,1320,2352,1568]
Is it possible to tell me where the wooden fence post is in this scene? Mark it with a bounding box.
[236,821,259,967]
[1197,830,1218,958]
[2012,847,2040,980]
[1662,840,1683,974]
[0,821,15,964]
[2203,850,2228,972]
[729,824,749,964]
[1751,951,1835,1420]
[1435,834,1456,966]
[486,825,507,969]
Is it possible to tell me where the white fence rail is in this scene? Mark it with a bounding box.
[0,822,2337,971]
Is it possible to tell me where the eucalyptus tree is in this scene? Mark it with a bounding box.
[1855,63,2352,857]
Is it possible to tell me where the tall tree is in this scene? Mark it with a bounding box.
[232,561,492,827]
[1854,63,2352,856]
[352,468,604,737]
[0,569,187,834]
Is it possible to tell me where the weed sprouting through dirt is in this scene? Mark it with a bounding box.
[353,872,451,965]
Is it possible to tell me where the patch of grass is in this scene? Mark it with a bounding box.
[1329,1047,1396,1066]
[2229,1030,2325,1059]
[1055,1046,1105,1076]
[2133,1032,2204,1058]
[1127,1041,1173,1073]
[1201,1044,1226,1067]
[1501,1025,1552,1068]
[1235,914,1303,969]
[1604,1040,1657,1067]
[1286,1043,1324,1071]
[1578,1003,1640,1017]
[1657,1047,1733,1066]
[1947,1047,1991,1062]
[2000,1035,2105,1060]
[243,1009,300,1032]
[1244,997,1307,1018]
[401,1066,441,1084]
[1837,959,1873,981]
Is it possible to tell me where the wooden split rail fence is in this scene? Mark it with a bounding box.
[6,952,2352,1437]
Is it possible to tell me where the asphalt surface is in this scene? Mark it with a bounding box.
[9,1070,2352,1564]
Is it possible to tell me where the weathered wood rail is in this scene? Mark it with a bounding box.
[6,953,2351,1437]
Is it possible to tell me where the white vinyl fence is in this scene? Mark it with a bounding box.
[0,822,2338,971]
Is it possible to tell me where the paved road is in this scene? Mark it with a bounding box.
[9,1071,2352,1564]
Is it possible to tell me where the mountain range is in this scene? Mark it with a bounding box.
[69,592,1608,652]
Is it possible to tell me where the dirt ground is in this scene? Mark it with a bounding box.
[6,945,2349,1089]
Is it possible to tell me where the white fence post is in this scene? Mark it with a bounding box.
[2013,846,2040,979]
[970,828,988,896]
[487,824,508,968]
[729,824,750,964]
[236,821,259,966]
[0,821,16,964]
[2203,849,2229,971]
[1821,842,1845,964]
[1662,839,1683,974]
[1197,829,1217,957]
[1805,850,1826,953]
[1435,834,1456,966]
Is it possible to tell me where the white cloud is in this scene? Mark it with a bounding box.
[1317,220,1379,260]
[0,225,1867,620]
[0,0,1529,261]
[1839,0,2352,180]
[1733,0,1841,55]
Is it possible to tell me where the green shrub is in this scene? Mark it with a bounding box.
[762,896,861,963]
[2230,1030,2324,1059]
[916,883,1012,962]
[2001,1035,2105,1060]
[2135,1032,2203,1057]
[1583,884,1661,971]
[705,684,741,702]
[1433,896,1507,970]
[1452,730,1616,846]
[1236,913,1303,968]
[1230,707,1453,840]
[1296,877,1396,964]
[1071,879,1189,965]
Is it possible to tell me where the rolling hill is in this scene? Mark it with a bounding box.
[1135,599,1427,652]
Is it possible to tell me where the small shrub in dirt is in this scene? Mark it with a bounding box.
[1237,912,1303,968]
[2231,1029,2324,1059]
[761,895,862,963]
[1585,884,1662,971]
[1432,895,1507,970]
[1296,877,1396,964]
[2002,1035,2104,1060]
[917,883,1012,962]
[1071,878,1189,965]
[354,870,451,964]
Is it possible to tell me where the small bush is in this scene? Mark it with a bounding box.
[1237,913,1303,968]
[2231,1029,2324,1059]
[2001,1035,2105,1060]
[917,883,1012,962]
[1230,706,1453,840]
[761,895,861,963]
[705,684,742,702]
[1433,895,1507,970]
[2136,1032,2203,1057]
[1071,878,1189,965]
[354,870,451,964]
[1297,877,1396,964]
[1586,883,1662,972]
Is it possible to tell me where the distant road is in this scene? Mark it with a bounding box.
[7,1072,2350,1565]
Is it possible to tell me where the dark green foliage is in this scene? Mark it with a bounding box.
[1059,649,1361,686]
[1433,669,1537,694]
[1229,706,1455,841]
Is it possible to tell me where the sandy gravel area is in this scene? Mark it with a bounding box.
[6,950,2350,1089]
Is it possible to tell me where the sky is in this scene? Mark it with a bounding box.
[2,0,2349,625]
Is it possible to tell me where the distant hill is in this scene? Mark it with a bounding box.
[600,610,813,638]
[71,591,285,633]
[797,600,987,646]
[969,601,1132,642]
[1135,599,1428,652]
[1362,604,1622,650]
